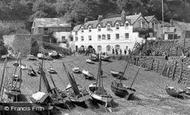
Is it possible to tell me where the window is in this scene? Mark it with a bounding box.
[75,31,78,35]
[125,33,129,39]
[75,37,78,41]
[106,45,111,51]
[116,34,119,39]
[98,35,101,40]
[107,34,111,40]
[62,36,66,41]
[107,24,111,31]
[81,36,84,41]
[116,23,120,29]
[97,45,102,52]
[44,28,48,31]
[70,37,73,41]
[98,25,101,31]
[89,26,92,32]
[102,34,106,40]
[115,45,120,50]
[81,27,84,32]
[125,22,129,27]
[88,35,92,41]
[141,21,145,28]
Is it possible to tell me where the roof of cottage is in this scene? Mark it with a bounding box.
[32,18,71,28]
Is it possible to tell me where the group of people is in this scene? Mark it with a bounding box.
[112,48,130,55]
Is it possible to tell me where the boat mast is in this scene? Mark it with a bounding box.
[162,0,164,40]
[120,62,129,82]
[18,58,22,89]
[62,62,80,95]
[129,67,140,88]
[0,58,8,101]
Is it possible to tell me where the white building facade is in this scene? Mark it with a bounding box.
[71,14,145,54]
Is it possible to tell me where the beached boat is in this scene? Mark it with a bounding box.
[111,64,139,99]
[165,86,190,99]
[111,81,129,97]
[48,67,57,74]
[165,86,185,99]
[86,59,95,64]
[82,70,95,80]
[62,63,90,105]
[31,61,68,109]
[72,67,81,73]
[88,56,113,107]
[110,70,123,78]
[28,66,37,77]
[90,54,98,61]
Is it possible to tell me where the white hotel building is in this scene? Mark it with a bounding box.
[71,13,153,54]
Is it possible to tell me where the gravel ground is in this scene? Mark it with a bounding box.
[1,55,190,115]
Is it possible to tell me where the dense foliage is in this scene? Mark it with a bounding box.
[0,0,189,25]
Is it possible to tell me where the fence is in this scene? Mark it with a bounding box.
[111,55,190,86]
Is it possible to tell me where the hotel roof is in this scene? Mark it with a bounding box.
[77,13,143,30]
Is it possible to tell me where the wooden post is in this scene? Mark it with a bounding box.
[161,62,167,76]
[150,59,155,70]
[157,60,160,72]
[166,65,171,78]
[178,61,183,83]
[171,61,177,80]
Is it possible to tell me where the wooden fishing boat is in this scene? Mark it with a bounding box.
[88,56,113,107]
[110,70,123,78]
[165,86,190,99]
[82,70,95,80]
[72,67,81,73]
[90,54,98,61]
[49,51,61,59]
[31,61,68,109]
[48,67,57,74]
[86,59,95,64]
[19,64,28,70]
[3,54,23,102]
[165,86,185,99]
[62,63,90,105]
[28,66,37,77]
[111,81,129,97]
[111,64,139,99]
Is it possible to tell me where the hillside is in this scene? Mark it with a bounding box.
[0,0,190,25]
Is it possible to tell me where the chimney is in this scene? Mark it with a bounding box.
[84,18,88,23]
[170,18,174,25]
[121,10,126,22]
[98,15,103,22]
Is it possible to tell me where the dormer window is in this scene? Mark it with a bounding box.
[107,24,111,31]
[89,26,92,32]
[81,27,84,32]
[125,22,129,27]
[98,25,101,31]
[116,23,120,29]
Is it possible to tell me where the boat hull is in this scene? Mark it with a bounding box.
[111,83,129,98]
[88,84,113,107]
